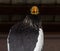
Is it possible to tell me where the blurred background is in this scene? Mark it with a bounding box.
[0,0,60,51]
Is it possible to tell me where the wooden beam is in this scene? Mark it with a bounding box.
[0,4,59,15]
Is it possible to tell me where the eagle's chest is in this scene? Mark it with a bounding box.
[9,28,39,51]
[22,30,39,51]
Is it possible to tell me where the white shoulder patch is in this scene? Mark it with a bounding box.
[34,28,44,51]
[7,37,10,51]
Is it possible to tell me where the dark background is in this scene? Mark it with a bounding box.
[0,0,60,51]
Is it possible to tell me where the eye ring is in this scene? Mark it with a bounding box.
[30,6,39,15]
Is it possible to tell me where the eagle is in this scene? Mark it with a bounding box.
[7,15,44,51]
